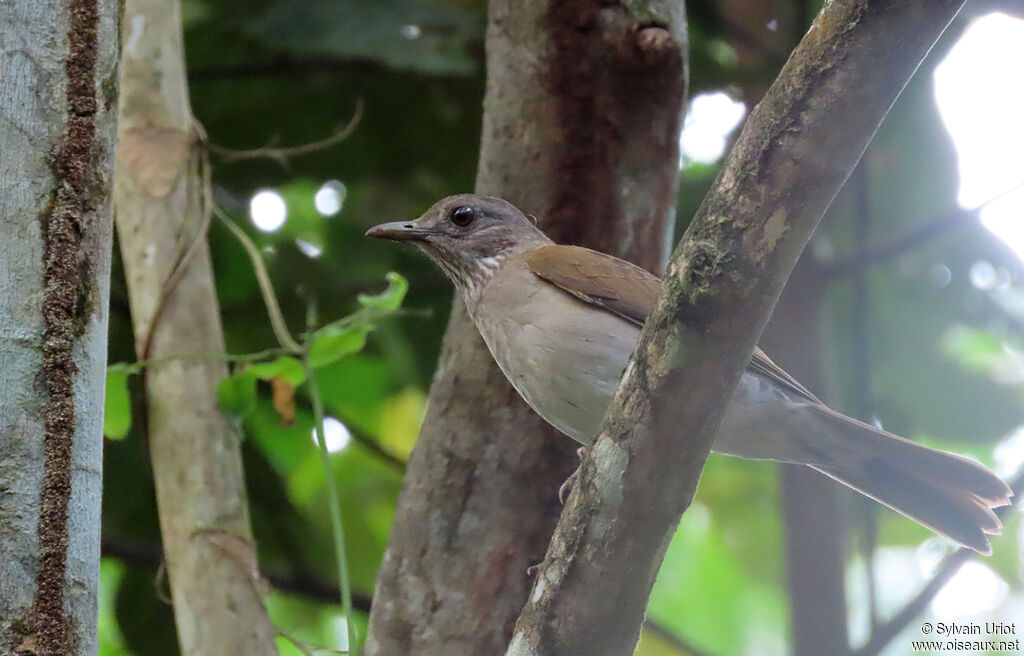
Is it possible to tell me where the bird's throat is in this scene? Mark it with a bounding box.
[429,250,506,310]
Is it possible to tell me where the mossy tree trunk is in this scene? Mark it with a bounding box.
[0,1,119,654]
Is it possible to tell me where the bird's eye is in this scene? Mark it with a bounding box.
[449,206,478,227]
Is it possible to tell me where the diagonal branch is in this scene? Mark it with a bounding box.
[206,99,363,165]
[824,180,1024,277]
[506,1,968,654]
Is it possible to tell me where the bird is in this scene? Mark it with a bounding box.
[367,193,1012,553]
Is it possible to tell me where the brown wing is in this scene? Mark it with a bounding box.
[747,348,823,405]
[526,244,825,406]
[524,244,660,325]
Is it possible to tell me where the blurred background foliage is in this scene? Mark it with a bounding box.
[101,0,1024,654]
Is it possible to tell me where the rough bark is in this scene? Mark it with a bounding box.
[365,2,687,654]
[0,1,118,654]
[113,1,277,653]
[761,258,850,655]
[506,2,966,655]
[719,1,854,647]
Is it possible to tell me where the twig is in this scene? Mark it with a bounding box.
[277,627,349,655]
[825,180,1024,278]
[136,131,214,360]
[852,469,1024,656]
[206,100,363,164]
[340,421,406,471]
[213,204,303,353]
[642,619,719,656]
[100,538,373,612]
[110,347,291,376]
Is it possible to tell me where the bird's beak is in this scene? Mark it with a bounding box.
[365,221,432,242]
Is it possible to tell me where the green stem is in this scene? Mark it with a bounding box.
[214,204,303,354]
[110,347,290,376]
[303,347,357,654]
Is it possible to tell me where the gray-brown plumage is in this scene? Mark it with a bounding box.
[367,194,1013,553]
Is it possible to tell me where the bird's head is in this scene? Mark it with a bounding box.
[366,194,551,296]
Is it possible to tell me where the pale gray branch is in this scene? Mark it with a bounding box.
[114,0,277,652]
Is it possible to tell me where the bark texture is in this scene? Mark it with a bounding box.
[506,1,966,655]
[365,2,687,654]
[113,1,277,653]
[718,2,851,647]
[0,1,118,654]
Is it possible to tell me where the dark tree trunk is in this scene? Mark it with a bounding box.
[366,2,688,654]
[761,258,851,656]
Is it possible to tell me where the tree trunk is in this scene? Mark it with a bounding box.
[113,1,277,653]
[0,1,119,654]
[365,2,687,654]
[507,1,966,654]
[761,258,850,656]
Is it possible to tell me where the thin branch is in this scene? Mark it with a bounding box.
[340,421,407,471]
[99,537,373,612]
[206,99,363,164]
[642,619,720,656]
[853,468,1024,656]
[278,627,350,656]
[213,204,303,353]
[825,180,1024,277]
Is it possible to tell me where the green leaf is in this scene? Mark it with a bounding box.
[358,272,408,312]
[217,372,258,419]
[248,356,307,387]
[104,368,132,440]
[308,325,371,369]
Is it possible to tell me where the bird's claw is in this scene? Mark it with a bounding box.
[558,470,577,505]
[557,447,589,505]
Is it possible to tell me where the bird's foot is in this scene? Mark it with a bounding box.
[526,563,541,577]
[557,447,589,505]
[557,471,577,505]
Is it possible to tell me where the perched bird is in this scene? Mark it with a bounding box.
[367,194,1012,553]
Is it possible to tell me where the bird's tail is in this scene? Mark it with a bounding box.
[808,408,1013,554]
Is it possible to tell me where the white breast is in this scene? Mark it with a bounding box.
[468,258,638,444]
